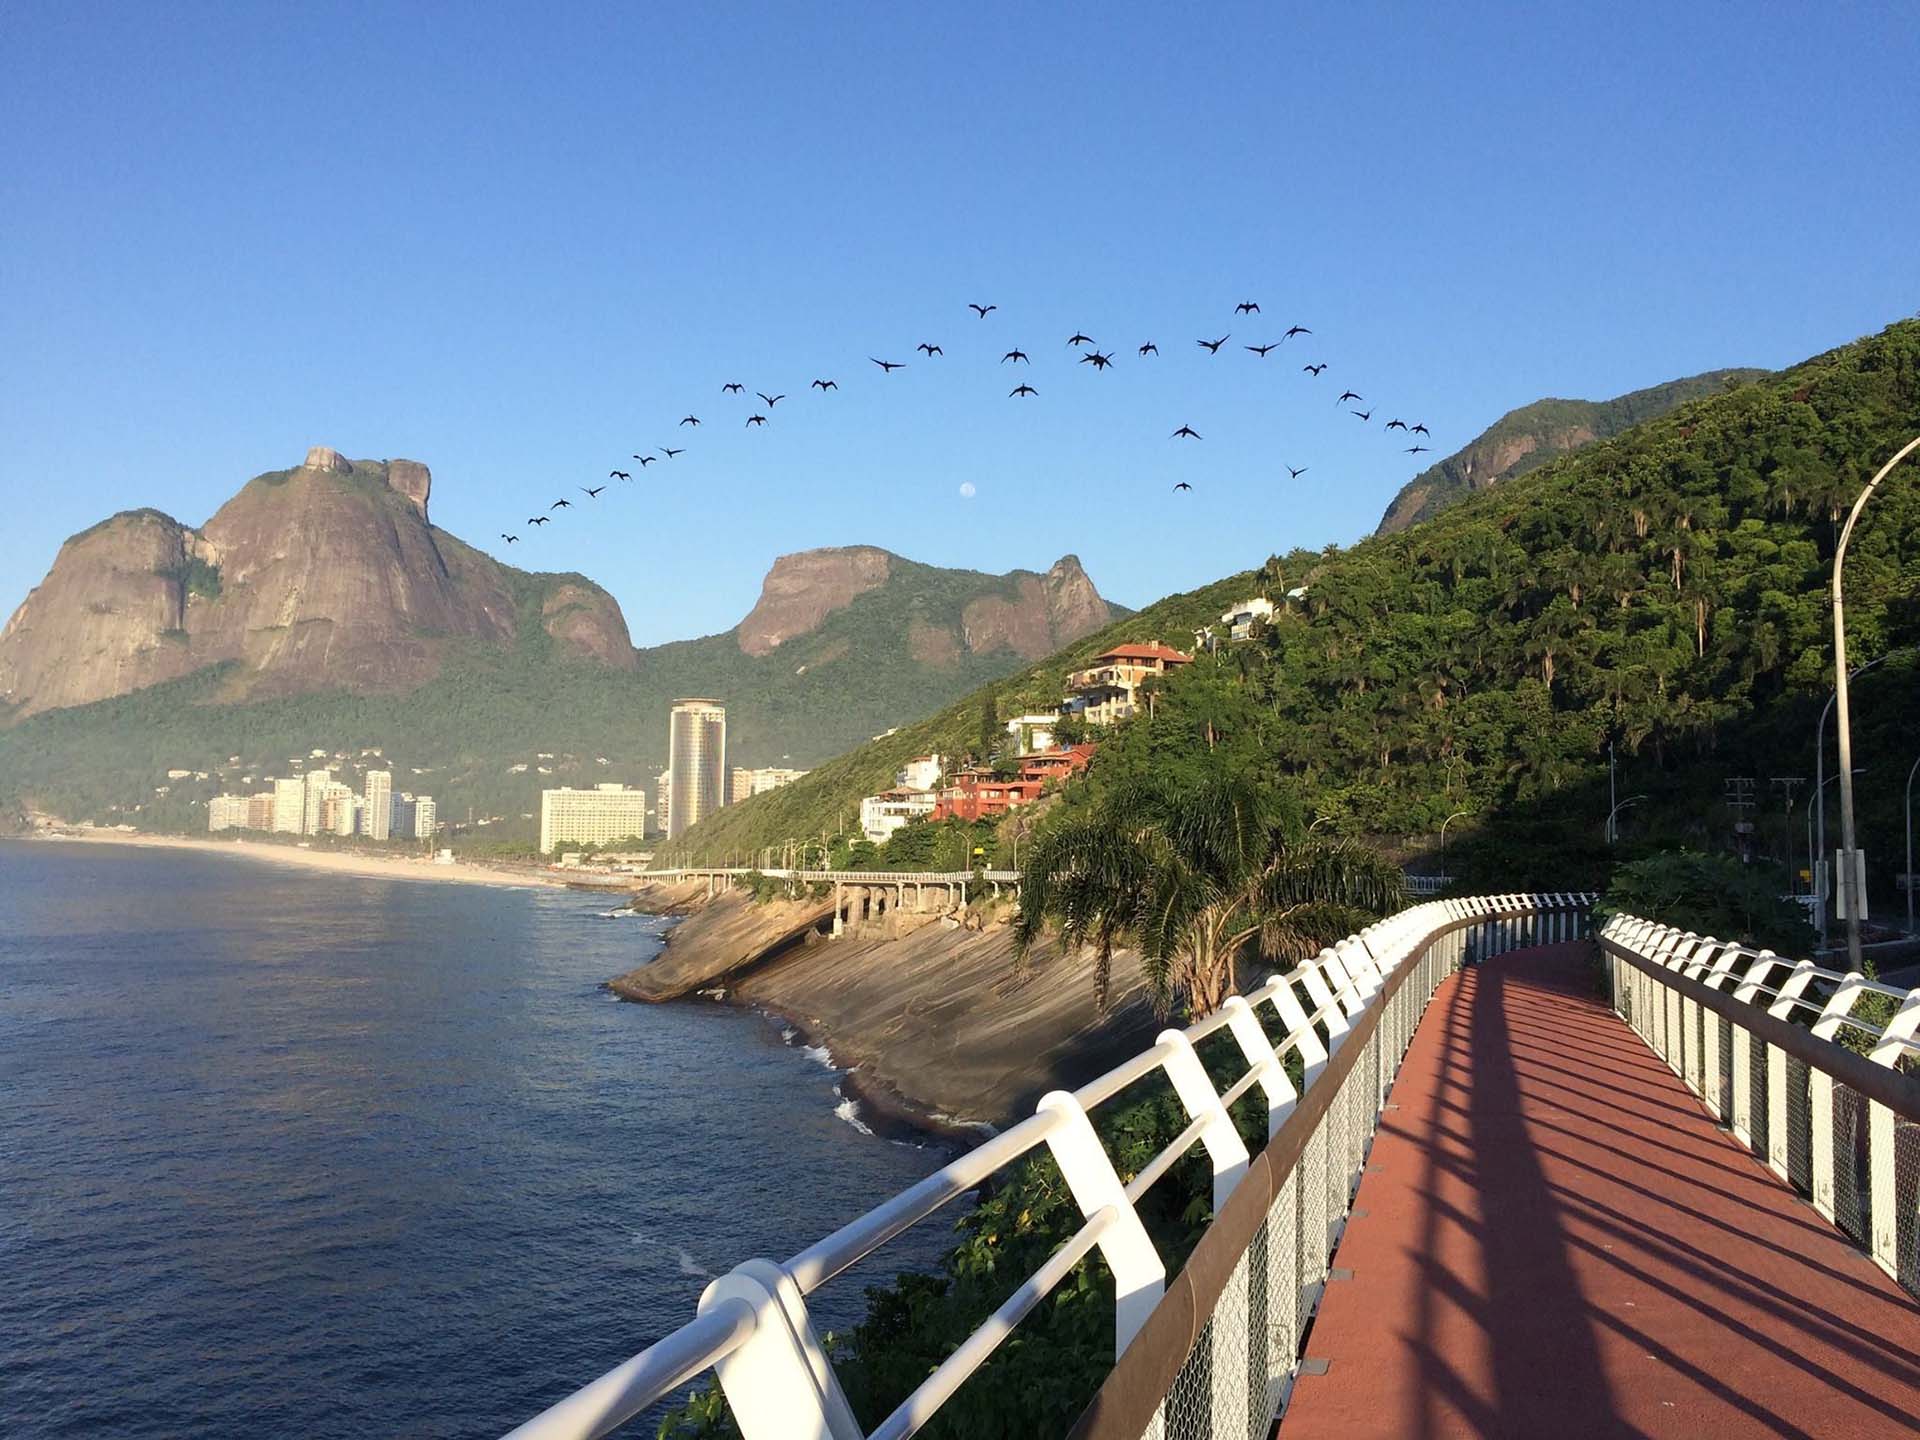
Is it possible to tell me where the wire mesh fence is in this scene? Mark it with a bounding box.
[1786,1056,1813,1197]
[1831,1082,1869,1245]
[1748,1037,1770,1161]
[1897,1117,1920,1302]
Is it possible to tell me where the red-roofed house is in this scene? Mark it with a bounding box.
[1019,743,1097,786]
[1063,641,1193,726]
[931,770,1048,823]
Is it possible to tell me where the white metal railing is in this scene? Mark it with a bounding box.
[501,892,1594,1440]
[1597,913,1920,1294]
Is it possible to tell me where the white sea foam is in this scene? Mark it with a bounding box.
[802,1043,835,1069]
[676,1247,712,1279]
[833,1096,875,1137]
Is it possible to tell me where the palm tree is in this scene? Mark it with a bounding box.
[1014,770,1405,1016]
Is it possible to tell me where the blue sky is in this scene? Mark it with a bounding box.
[3,3,1916,645]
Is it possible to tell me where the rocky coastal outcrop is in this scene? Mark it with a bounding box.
[611,887,1158,1128]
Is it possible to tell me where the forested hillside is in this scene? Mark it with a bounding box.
[674,320,1920,894]
[1374,367,1769,533]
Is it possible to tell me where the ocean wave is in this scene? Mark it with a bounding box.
[802,1043,835,1069]
[833,1096,875,1137]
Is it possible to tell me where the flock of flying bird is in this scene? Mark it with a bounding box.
[496,299,1435,542]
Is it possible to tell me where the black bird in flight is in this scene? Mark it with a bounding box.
[527,515,549,525]
[1303,363,1327,376]
[582,485,606,498]
[501,533,518,543]
[871,357,905,372]
[1002,349,1029,364]
[1234,301,1260,315]
[1010,383,1038,397]
[1385,419,1408,431]
[1245,342,1279,357]
[1283,325,1312,340]
[746,414,768,427]
[1197,335,1230,353]
[1139,342,1158,356]
[1405,445,1431,454]
[1080,350,1114,369]
[1337,390,1363,404]
[551,499,572,509]
[811,378,838,390]
[1173,481,1193,491]
[1172,425,1202,440]
[634,455,657,467]
[1286,465,1308,480]
[1067,332,1094,347]
[758,392,785,407]
[1411,423,1431,436]
[969,303,997,318]
[722,382,744,394]
[1351,409,1372,422]
[659,447,684,458]
[609,470,631,481]
[680,415,700,426]
[916,343,942,357]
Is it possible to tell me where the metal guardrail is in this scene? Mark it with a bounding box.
[1597,913,1920,1296]
[501,892,1595,1440]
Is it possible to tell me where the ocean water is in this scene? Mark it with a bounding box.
[0,841,951,1437]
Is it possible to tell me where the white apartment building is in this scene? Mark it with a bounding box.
[541,784,651,854]
[412,796,437,840]
[302,768,334,835]
[1004,715,1060,756]
[729,766,809,804]
[898,754,945,792]
[1220,596,1277,641]
[860,787,936,845]
[272,777,306,833]
[208,795,249,832]
[363,770,392,841]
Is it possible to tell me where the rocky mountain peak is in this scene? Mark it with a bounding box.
[386,459,431,520]
[737,546,895,656]
[303,445,352,474]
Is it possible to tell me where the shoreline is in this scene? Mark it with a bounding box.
[18,828,568,890]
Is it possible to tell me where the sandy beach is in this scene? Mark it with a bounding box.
[28,828,568,889]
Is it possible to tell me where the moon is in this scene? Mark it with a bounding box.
[957,482,977,499]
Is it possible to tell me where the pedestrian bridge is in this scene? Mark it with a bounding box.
[502,894,1920,1440]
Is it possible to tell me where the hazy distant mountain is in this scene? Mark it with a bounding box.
[1373,369,1770,535]
[0,446,1123,834]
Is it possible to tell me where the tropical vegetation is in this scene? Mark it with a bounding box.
[1015,767,1403,1012]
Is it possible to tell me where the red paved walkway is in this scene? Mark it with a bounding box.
[1280,942,1920,1440]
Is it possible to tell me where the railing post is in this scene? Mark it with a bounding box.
[700,1263,863,1440]
[1157,1030,1252,1212]
[1035,1091,1167,1355]
[1221,995,1298,1136]
[1266,979,1330,1086]
[1807,973,1870,1222]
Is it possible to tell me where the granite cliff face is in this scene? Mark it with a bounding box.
[0,448,633,717]
[738,546,895,656]
[736,547,1115,663]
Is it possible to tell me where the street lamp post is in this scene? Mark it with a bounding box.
[1830,434,1920,971]
[1907,754,1920,935]
[1816,654,1888,943]
[1606,794,1647,846]
[1440,809,1469,886]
